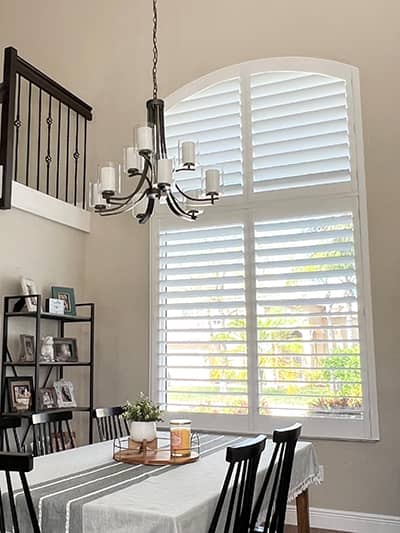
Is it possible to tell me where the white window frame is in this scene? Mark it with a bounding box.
[149,57,379,441]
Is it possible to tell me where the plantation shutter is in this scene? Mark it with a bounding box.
[158,224,248,414]
[250,72,351,192]
[165,78,243,196]
[255,212,363,418]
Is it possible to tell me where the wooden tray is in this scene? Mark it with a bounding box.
[114,448,200,465]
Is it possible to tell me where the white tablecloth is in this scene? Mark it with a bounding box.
[3,432,321,533]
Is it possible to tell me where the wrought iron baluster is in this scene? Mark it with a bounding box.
[82,118,87,209]
[13,73,22,181]
[65,106,70,202]
[25,81,32,186]
[56,100,61,199]
[45,95,53,195]
[36,88,42,191]
[73,111,80,206]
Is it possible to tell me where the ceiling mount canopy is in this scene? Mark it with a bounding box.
[90,0,221,223]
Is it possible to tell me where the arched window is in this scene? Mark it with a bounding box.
[150,58,378,440]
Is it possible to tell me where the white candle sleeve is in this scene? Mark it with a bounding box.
[205,169,220,194]
[157,159,173,184]
[126,147,141,171]
[181,141,196,165]
[90,183,106,207]
[137,126,153,152]
[100,166,116,192]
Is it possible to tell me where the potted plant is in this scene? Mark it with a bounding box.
[122,393,163,442]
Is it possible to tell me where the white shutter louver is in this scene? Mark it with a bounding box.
[157,60,376,438]
[255,212,363,418]
[165,78,243,196]
[158,224,248,414]
[251,72,351,192]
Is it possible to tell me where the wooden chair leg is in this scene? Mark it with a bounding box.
[295,489,310,533]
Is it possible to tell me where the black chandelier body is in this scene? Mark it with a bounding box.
[90,0,221,224]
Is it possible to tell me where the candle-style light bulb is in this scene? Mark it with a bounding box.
[157,158,174,186]
[205,168,220,195]
[135,124,154,153]
[181,141,196,167]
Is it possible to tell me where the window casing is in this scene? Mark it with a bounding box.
[150,58,378,440]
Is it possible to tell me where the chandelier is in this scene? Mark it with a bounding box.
[89,0,221,223]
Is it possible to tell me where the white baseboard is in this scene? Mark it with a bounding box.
[286,505,400,532]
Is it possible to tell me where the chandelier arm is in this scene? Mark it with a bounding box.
[174,183,216,203]
[107,159,151,202]
[99,204,134,217]
[137,196,156,224]
[97,187,149,214]
[167,191,198,220]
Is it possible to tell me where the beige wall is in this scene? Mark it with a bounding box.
[0,208,89,440]
[1,0,399,517]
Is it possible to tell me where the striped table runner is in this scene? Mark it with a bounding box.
[11,433,246,533]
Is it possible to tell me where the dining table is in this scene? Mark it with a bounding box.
[3,431,321,533]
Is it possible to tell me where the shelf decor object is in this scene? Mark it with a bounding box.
[1,294,95,446]
[50,287,76,316]
[89,0,221,224]
[6,376,34,412]
[113,434,200,466]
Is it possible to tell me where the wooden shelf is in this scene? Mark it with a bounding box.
[5,311,91,322]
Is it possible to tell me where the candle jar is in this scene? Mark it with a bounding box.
[170,419,192,458]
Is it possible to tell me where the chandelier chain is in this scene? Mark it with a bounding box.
[152,0,158,99]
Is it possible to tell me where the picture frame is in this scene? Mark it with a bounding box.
[6,377,34,412]
[53,380,77,408]
[20,334,35,362]
[51,287,76,316]
[20,277,40,312]
[39,387,57,410]
[53,338,78,363]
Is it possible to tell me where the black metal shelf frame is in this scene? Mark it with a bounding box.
[1,294,95,445]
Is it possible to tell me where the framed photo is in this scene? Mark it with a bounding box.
[39,387,57,410]
[20,334,35,362]
[6,377,34,412]
[53,380,77,408]
[53,338,78,363]
[51,287,76,316]
[21,277,40,312]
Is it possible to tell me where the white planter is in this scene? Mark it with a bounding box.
[130,421,157,442]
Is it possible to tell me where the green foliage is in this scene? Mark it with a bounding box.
[319,345,362,398]
[122,393,163,422]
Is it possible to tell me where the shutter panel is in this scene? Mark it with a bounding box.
[251,72,352,192]
[165,78,243,196]
[158,224,248,414]
[255,212,363,418]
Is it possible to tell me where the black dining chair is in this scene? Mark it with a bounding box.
[249,423,302,533]
[0,416,22,452]
[31,411,75,456]
[0,451,40,533]
[208,434,267,533]
[92,406,129,441]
